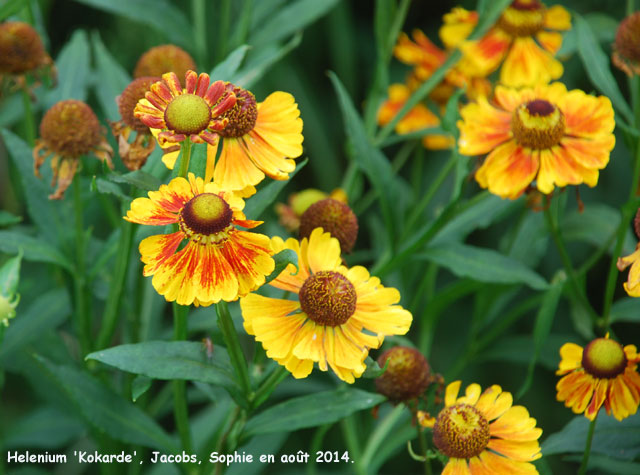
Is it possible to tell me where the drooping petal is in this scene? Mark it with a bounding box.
[500,37,563,87]
[475,141,539,199]
[486,438,541,462]
[442,458,470,475]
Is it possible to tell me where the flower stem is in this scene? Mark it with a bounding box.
[360,404,406,470]
[251,365,288,409]
[72,177,90,356]
[191,0,207,68]
[578,416,598,475]
[177,140,192,179]
[417,424,432,475]
[216,301,252,397]
[172,303,192,452]
[21,89,36,146]
[96,218,134,349]
[543,198,599,323]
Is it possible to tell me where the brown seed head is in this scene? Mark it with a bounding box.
[118,76,160,133]
[39,100,103,158]
[375,346,431,403]
[299,271,357,326]
[299,199,358,253]
[218,84,258,138]
[0,21,48,74]
[614,13,640,76]
[133,45,196,85]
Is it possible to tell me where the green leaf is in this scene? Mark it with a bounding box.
[244,388,385,436]
[329,71,401,234]
[517,273,565,398]
[34,356,178,452]
[0,251,21,296]
[0,0,26,21]
[265,249,298,285]
[0,210,22,227]
[568,454,640,474]
[0,289,70,361]
[419,243,549,290]
[210,45,251,80]
[92,177,128,202]
[233,33,303,88]
[86,341,237,391]
[610,297,640,324]
[91,31,131,120]
[563,203,635,254]
[575,14,634,124]
[361,356,388,379]
[559,13,619,57]
[0,230,73,271]
[431,193,517,246]
[249,0,339,45]
[187,143,207,179]
[45,30,91,108]
[3,407,85,449]
[2,128,72,244]
[243,158,307,219]
[543,412,640,460]
[71,0,191,46]
[131,375,152,402]
[107,169,162,191]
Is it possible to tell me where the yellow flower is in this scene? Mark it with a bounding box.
[419,381,542,474]
[205,84,304,195]
[134,70,237,151]
[124,173,274,306]
[458,0,571,87]
[457,82,615,199]
[240,229,412,383]
[377,83,454,150]
[618,243,640,297]
[556,335,640,421]
[33,100,113,200]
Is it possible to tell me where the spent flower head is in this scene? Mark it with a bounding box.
[375,346,432,403]
[134,44,196,85]
[613,12,640,76]
[33,100,113,199]
[299,198,358,253]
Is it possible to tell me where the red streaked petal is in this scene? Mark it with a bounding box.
[138,231,184,275]
[212,94,237,116]
[185,70,197,94]
[162,72,182,96]
[196,73,210,97]
[204,80,225,106]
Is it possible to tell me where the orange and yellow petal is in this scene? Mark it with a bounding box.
[556,370,597,415]
[500,37,563,87]
[459,28,511,78]
[536,31,563,55]
[254,91,303,158]
[457,97,512,156]
[536,146,599,194]
[441,458,470,475]
[444,380,463,406]
[126,175,194,225]
[481,390,513,422]
[560,93,615,138]
[469,451,538,475]
[475,141,539,199]
[486,438,541,462]
[609,371,640,420]
[440,8,478,50]
[394,30,445,73]
[618,245,640,297]
[208,138,266,191]
[543,5,571,31]
[240,293,301,334]
[139,232,185,276]
[275,353,314,379]
[556,342,584,374]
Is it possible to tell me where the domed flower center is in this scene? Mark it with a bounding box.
[511,99,565,149]
[498,1,545,37]
[582,338,627,379]
[219,86,258,138]
[164,94,211,135]
[119,77,159,133]
[299,271,356,326]
[433,404,490,459]
[40,99,102,158]
[179,193,233,236]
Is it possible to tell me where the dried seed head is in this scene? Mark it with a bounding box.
[0,21,49,74]
[299,199,358,253]
[133,45,196,85]
[375,346,431,403]
[218,84,258,138]
[39,100,103,158]
[433,404,491,458]
[299,271,357,326]
[118,76,160,133]
[613,12,640,76]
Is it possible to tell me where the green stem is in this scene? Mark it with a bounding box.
[341,415,364,475]
[308,424,332,475]
[96,219,134,349]
[360,404,406,470]
[402,155,457,240]
[216,301,252,397]
[251,365,288,409]
[191,0,207,68]
[543,199,599,323]
[172,303,192,452]
[417,424,432,475]
[21,88,36,146]
[177,140,192,179]
[578,416,598,475]
[73,178,90,356]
